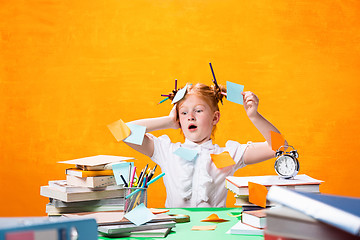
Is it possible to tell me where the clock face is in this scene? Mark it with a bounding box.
[275,155,298,178]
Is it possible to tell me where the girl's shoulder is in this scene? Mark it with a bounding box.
[147,133,181,147]
[224,140,242,149]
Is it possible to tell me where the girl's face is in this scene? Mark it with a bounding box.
[178,94,220,144]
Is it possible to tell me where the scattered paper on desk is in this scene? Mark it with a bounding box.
[172,84,188,104]
[149,208,170,214]
[107,119,131,142]
[226,81,244,105]
[124,123,146,145]
[124,203,155,226]
[211,151,235,168]
[174,147,198,161]
[201,213,229,222]
[248,182,268,208]
[270,131,286,151]
[112,162,134,185]
[58,155,133,166]
[192,225,217,231]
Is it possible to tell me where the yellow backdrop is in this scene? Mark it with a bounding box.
[1,0,359,216]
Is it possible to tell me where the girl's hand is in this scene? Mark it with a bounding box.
[242,91,259,118]
[169,105,180,129]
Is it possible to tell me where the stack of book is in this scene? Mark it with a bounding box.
[64,210,176,238]
[265,186,360,240]
[225,174,323,210]
[40,155,133,216]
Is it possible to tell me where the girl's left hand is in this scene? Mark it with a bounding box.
[242,91,259,118]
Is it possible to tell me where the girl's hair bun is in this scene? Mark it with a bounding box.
[211,84,227,105]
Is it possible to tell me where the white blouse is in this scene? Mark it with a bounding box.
[149,134,248,208]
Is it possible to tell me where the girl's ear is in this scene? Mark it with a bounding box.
[212,111,220,125]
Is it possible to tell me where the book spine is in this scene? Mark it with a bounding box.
[267,186,360,236]
[51,197,124,207]
[66,169,113,177]
[264,231,298,240]
[66,175,116,188]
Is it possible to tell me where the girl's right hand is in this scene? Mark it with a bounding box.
[169,105,180,129]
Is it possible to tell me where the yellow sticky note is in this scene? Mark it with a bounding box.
[191,225,217,231]
[270,131,286,151]
[210,151,235,169]
[248,182,268,208]
[107,119,131,142]
[201,213,228,222]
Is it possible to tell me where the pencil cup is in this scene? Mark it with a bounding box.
[124,187,147,214]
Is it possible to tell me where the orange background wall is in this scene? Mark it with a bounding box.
[1,0,359,216]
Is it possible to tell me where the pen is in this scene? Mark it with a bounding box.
[129,166,136,187]
[120,174,128,187]
[142,175,147,188]
[148,165,157,181]
[125,173,165,199]
[138,164,148,186]
[137,170,144,186]
[128,164,132,183]
[158,97,169,104]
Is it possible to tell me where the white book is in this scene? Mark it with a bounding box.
[226,220,263,235]
[267,186,360,236]
[46,203,124,214]
[40,186,124,202]
[49,180,121,193]
[58,155,134,167]
[242,209,266,229]
[66,175,116,188]
[226,174,323,196]
[266,206,360,240]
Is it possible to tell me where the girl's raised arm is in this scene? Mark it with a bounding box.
[124,106,179,157]
[241,91,287,165]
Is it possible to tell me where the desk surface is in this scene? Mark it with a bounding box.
[98,208,264,240]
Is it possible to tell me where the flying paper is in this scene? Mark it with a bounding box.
[174,147,198,161]
[248,182,268,208]
[124,123,146,145]
[211,151,235,168]
[112,162,134,186]
[226,81,244,105]
[124,203,155,226]
[270,131,286,151]
[172,84,188,104]
[107,119,131,142]
[191,225,217,231]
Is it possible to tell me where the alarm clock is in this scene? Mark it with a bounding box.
[274,145,299,179]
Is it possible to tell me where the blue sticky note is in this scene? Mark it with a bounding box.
[174,147,198,161]
[112,162,134,186]
[226,81,244,105]
[124,123,146,145]
[172,84,188,104]
[124,203,155,226]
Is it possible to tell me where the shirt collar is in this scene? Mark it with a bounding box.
[183,138,215,151]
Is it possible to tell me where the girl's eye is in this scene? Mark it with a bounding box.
[195,109,203,113]
[181,112,187,115]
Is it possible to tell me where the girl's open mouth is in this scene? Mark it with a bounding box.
[188,124,197,131]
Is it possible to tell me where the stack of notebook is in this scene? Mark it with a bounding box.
[64,210,176,238]
[225,174,323,210]
[40,155,133,216]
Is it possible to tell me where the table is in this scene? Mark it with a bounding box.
[98,208,264,240]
